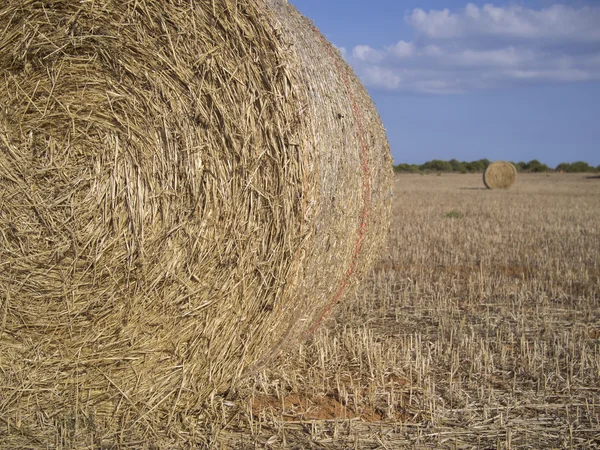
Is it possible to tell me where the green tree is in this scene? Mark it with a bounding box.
[449,159,467,173]
[422,159,453,172]
[394,163,418,173]
[465,159,490,173]
[526,159,550,173]
[569,161,594,172]
[515,161,527,172]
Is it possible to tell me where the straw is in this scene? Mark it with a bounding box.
[0,0,392,445]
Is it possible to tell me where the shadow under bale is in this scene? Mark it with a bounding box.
[0,0,392,446]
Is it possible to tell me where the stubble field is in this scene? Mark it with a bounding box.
[210,173,600,449]
[6,173,595,449]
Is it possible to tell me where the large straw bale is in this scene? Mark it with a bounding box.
[0,0,392,445]
[483,161,517,189]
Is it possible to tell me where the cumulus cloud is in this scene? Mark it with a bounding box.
[455,47,535,67]
[345,3,600,94]
[407,4,600,41]
[352,45,384,63]
[361,66,402,90]
[387,41,415,59]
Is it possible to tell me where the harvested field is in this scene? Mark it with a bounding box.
[2,172,599,448]
[216,173,599,449]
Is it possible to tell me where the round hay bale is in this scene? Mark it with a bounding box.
[483,161,517,189]
[0,0,392,444]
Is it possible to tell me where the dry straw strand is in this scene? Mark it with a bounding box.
[483,161,517,189]
[0,0,392,446]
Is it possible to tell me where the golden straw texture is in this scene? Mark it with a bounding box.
[0,0,392,445]
[483,161,518,189]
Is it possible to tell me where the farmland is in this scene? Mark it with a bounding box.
[4,173,598,449]
[214,173,600,449]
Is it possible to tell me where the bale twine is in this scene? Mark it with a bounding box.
[0,0,392,445]
[483,161,517,189]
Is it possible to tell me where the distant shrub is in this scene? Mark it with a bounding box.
[465,159,490,173]
[555,161,595,173]
[393,163,419,173]
[515,161,528,172]
[392,158,597,174]
[525,160,550,173]
[422,159,453,172]
[449,159,468,173]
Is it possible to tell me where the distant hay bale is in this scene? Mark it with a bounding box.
[483,161,517,189]
[0,0,392,445]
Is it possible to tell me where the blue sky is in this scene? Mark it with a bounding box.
[291,1,600,167]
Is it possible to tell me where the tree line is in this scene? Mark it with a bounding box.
[393,159,600,174]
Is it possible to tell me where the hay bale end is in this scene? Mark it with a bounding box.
[483,161,517,189]
[0,0,392,445]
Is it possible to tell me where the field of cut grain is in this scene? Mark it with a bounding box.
[196,173,599,450]
[70,173,596,449]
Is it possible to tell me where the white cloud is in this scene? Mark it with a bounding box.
[387,40,415,59]
[423,45,443,57]
[407,3,600,41]
[504,68,594,82]
[414,79,465,95]
[352,45,384,63]
[344,3,600,94]
[361,66,402,90]
[408,8,461,39]
[455,47,535,67]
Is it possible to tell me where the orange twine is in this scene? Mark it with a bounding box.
[308,26,372,334]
